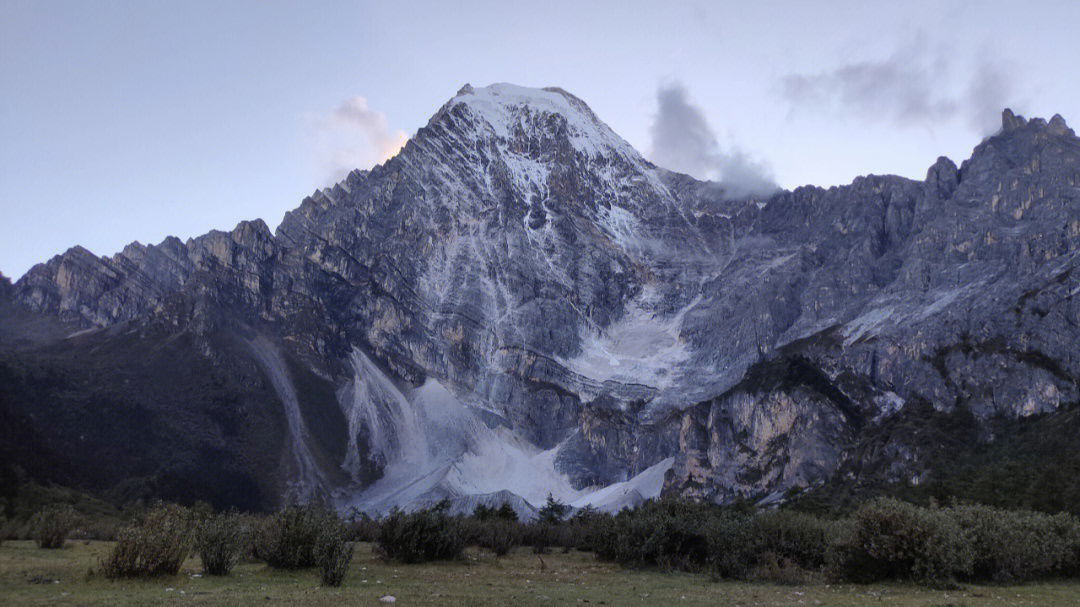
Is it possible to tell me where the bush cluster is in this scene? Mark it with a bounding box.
[460,503,523,557]
[251,505,354,584]
[381,499,591,560]
[587,497,1080,586]
[461,517,521,557]
[831,499,1080,585]
[831,498,973,586]
[376,505,465,564]
[22,492,1080,588]
[951,504,1080,582]
[195,512,246,576]
[314,515,354,586]
[29,505,79,549]
[255,505,330,569]
[565,506,612,553]
[594,499,733,573]
[101,503,196,578]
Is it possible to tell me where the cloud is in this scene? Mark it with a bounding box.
[780,40,1016,135]
[312,96,408,183]
[965,61,1015,135]
[648,83,779,200]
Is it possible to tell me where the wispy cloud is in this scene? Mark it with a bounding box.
[779,40,1017,135]
[649,83,778,200]
[312,96,407,183]
[965,60,1015,134]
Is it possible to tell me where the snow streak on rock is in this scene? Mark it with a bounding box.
[245,336,328,503]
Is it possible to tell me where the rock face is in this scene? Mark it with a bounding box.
[3,85,1079,513]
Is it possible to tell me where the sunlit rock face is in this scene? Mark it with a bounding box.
[7,85,1080,512]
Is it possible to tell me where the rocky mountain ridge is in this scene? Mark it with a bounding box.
[3,85,1078,515]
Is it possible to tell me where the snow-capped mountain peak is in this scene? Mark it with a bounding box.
[8,89,1079,517]
[433,83,648,165]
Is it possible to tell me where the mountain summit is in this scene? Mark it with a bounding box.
[3,87,1078,515]
[440,83,643,158]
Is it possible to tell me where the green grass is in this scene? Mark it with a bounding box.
[1,540,1078,606]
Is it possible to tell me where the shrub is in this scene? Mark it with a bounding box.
[525,522,551,554]
[746,509,837,571]
[464,518,521,556]
[29,505,78,549]
[314,516,354,586]
[255,505,331,569]
[100,526,142,578]
[570,507,614,553]
[586,496,1080,586]
[196,512,245,576]
[595,499,723,572]
[529,522,551,554]
[101,503,197,578]
[472,504,496,521]
[0,516,17,543]
[377,507,464,564]
[522,520,575,554]
[706,512,756,578]
[485,520,520,556]
[748,551,813,585]
[830,498,972,586]
[950,504,1080,582]
[235,513,263,562]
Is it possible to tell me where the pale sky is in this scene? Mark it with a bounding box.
[2,0,1078,279]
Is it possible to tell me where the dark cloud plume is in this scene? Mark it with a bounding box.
[780,41,1016,135]
[649,83,779,200]
[965,61,1015,134]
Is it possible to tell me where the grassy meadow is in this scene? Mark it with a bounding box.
[2,540,1078,607]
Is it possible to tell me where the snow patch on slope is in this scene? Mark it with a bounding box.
[571,457,674,513]
[843,305,897,345]
[561,289,694,390]
[843,286,977,345]
[335,346,674,516]
[597,204,642,250]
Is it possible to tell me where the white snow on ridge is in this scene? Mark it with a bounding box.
[447,83,676,202]
[450,83,644,163]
